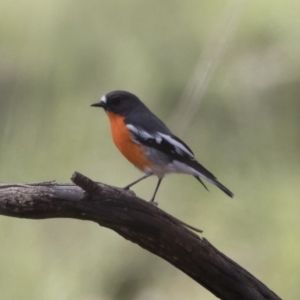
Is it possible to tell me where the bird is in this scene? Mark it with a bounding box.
[91,90,233,203]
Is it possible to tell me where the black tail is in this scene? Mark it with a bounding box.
[188,160,234,198]
[194,176,209,191]
[213,178,234,197]
[194,175,234,197]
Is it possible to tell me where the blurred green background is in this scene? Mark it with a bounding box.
[1,0,299,299]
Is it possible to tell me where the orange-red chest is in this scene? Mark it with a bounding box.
[106,112,152,171]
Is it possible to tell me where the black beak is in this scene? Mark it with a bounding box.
[91,101,105,108]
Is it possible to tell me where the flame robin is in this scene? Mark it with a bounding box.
[91,90,233,203]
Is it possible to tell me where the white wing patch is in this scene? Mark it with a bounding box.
[126,124,194,158]
[126,124,153,142]
[158,133,194,157]
[155,136,162,143]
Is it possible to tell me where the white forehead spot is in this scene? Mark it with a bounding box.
[100,95,107,103]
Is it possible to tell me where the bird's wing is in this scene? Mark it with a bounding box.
[126,123,234,197]
[126,124,195,162]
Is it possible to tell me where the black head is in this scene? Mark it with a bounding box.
[91,90,143,115]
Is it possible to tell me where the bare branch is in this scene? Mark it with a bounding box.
[0,172,281,300]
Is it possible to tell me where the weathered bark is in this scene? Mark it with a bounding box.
[0,172,281,300]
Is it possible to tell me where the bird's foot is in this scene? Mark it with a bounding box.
[148,200,158,207]
[122,188,135,197]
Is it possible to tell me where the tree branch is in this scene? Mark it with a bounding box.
[0,172,281,300]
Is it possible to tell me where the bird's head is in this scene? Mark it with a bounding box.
[91,90,142,115]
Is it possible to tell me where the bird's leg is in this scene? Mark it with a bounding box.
[123,173,152,190]
[149,178,163,205]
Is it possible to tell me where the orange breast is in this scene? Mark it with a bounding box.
[106,112,152,172]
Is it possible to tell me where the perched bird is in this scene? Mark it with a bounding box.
[91,90,233,203]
